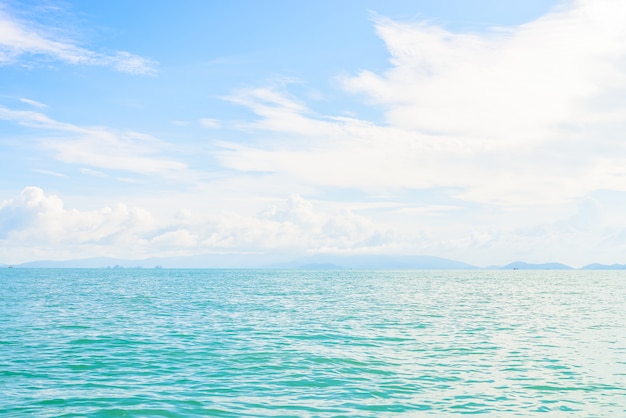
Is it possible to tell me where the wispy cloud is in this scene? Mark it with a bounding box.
[79,168,107,178]
[0,105,186,175]
[19,97,47,108]
[216,0,626,207]
[0,9,157,75]
[33,168,66,177]
[199,118,221,129]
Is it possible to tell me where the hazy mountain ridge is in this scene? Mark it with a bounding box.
[579,263,626,270]
[6,254,626,270]
[11,254,475,270]
[13,254,282,269]
[266,254,477,270]
[499,261,574,270]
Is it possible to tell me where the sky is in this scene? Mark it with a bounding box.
[2,0,626,267]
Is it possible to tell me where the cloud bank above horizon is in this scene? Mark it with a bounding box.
[2,0,626,266]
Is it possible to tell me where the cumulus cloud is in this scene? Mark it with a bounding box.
[0,187,393,263]
[152,194,393,254]
[2,187,624,266]
[0,187,155,247]
[216,0,626,206]
[0,9,157,74]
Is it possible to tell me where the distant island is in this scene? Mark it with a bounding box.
[3,254,626,270]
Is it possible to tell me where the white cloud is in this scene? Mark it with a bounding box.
[104,51,157,76]
[33,169,66,177]
[0,186,155,246]
[215,0,626,207]
[2,187,626,266]
[199,118,221,129]
[79,168,107,177]
[0,105,186,175]
[45,129,186,175]
[162,193,393,254]
[20,97,47,108]
[0,9,157,75]
[4,1,626,266]
[0,187,393,263]
[345,1,626,142]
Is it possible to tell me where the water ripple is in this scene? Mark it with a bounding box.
[1,269,625,416]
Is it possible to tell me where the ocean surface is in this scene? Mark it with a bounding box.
[1,269,624,417]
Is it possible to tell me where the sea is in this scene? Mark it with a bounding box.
[1,269,624,417]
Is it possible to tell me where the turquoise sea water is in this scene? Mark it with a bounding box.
[1,269,625,417]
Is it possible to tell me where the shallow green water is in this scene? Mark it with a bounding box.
[1,269,625,416]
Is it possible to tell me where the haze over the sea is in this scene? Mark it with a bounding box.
[2,0,626,267]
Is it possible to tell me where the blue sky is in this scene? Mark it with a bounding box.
[2,0,626,266]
